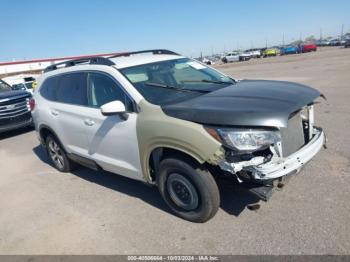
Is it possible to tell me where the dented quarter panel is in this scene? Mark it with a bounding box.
[136,99,223,182]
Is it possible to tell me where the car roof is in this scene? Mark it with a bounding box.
[41,50,186,76]
[110,54,185,69]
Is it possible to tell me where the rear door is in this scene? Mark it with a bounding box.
[43,72,90,156]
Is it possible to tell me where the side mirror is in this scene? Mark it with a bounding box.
[100,101,128,120]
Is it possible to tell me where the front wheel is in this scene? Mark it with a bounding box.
[157,157,220,223]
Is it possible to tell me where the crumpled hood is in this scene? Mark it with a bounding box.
[0,90,31,103]
[161,80,321,128]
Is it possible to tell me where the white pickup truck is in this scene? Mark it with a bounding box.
[245,49,262,58]
[222,52,251,63]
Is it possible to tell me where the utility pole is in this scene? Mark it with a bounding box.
[341,24,344,41]
[320,27,323,40]
[265,38,268,48]
[282,33,285,46]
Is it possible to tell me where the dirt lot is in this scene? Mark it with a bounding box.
[0,47,349,255]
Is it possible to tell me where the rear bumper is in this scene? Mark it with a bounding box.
[249,127,324,180]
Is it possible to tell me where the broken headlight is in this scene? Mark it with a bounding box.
[207,128,281,152]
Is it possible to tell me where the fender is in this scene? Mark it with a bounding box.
[136,100,224,182]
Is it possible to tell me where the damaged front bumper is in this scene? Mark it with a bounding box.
[219,127,325,180]
[248,127,324,180]
[218,127,325,199]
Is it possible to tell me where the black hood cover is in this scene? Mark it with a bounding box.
[161,80,321,128]
[0,90,31,103]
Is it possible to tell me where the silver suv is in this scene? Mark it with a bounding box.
[32,50,325,222]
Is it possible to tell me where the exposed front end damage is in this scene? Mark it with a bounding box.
[216,105,326,201]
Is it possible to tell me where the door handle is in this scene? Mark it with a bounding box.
[50,110,59,116]
[84,119,95,126]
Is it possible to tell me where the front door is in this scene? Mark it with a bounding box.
[83,72,142,180]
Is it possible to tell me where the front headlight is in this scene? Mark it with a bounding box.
[206,128,281,152]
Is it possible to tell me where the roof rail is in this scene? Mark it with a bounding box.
[44,57,115,73]
[109,49,179,59]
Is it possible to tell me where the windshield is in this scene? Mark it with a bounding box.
[120,58,234,105]
[0,80,12,92]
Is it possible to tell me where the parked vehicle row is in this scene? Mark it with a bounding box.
[221,43,321,63]
[316,37,350,46]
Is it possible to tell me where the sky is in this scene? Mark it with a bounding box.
[0,0,349,61]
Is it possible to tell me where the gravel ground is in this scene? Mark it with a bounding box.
[0,47,349,255]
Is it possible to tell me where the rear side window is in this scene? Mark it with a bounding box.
[40,76,59,101]
[56,73,87,105]
[40,73,88,106]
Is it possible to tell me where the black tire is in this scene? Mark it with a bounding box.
[157,157,220,223]
[45,134,76,172]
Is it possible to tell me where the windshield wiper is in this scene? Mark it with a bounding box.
[181,79,234,85]
[144,82,210,93]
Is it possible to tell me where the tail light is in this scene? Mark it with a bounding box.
[29,98,35,111]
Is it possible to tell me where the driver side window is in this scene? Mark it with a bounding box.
[87,72,133,111]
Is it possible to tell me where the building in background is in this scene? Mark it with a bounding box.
[0,52,122,78]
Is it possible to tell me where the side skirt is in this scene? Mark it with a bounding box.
[67,153,100,171]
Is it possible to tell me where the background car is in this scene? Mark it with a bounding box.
[0,78,33,133]
[239,51,251,61]
[3,75,39,94]
[315,39,330,46]
[329,39,341,46]
[301,43,317,52]
[245,48,262,58]
[11,81,34,94]
[344,39,350,48]
[263,48,278,57]
[280,45,300,55]
[221,52,240,63]
[201,57,215,65]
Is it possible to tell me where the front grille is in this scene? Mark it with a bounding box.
[0,97,30,120]
[280,112,305,157]
[0,111,32,127]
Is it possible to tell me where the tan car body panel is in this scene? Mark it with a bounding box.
[136,99,224,182]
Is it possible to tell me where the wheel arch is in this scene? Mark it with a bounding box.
[146,146,205,183]
[38,124,67,152]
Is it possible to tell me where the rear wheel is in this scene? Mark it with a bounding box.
[46,135,75,172]
[157,157,220,223]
